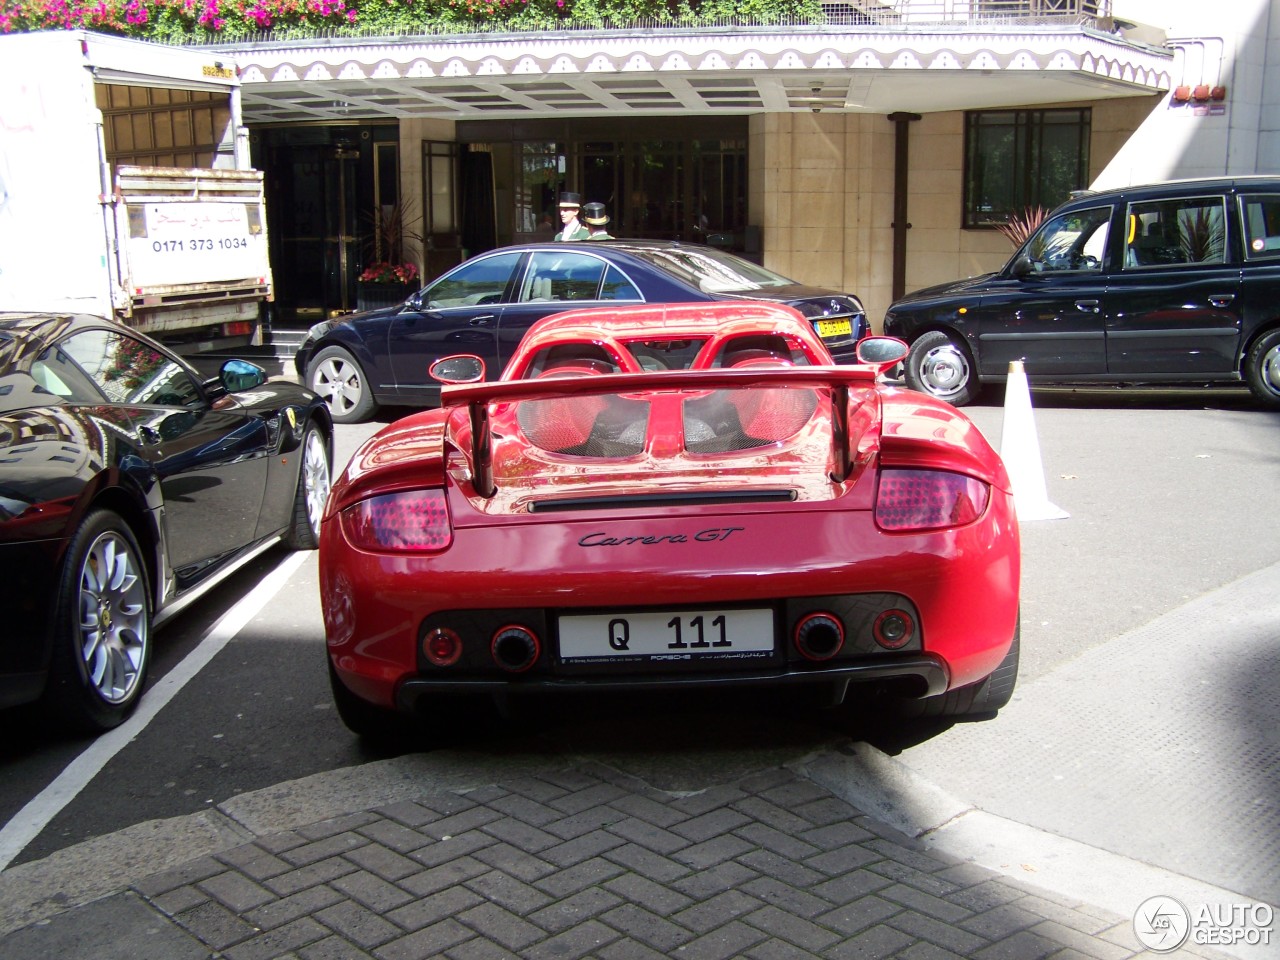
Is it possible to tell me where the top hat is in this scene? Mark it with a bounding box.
[558,191,582,208]
[582,202,610,226]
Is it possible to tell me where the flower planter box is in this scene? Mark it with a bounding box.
[356,282,417,312]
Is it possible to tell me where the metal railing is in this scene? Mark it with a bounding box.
[820,0,1110,27]
[205,0,1113,47]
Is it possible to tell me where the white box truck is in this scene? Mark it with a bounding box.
[0,30,271,349]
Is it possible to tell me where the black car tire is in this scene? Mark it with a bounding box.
[328,658,409,742]
[308,346,377,424]
[1245,328,1280,409]
[904,330,981,406]
[46,509,152,733]
[896,626,1020,720]
[285,425,331,550]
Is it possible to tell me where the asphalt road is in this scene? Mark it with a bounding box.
[2,383,1277,900]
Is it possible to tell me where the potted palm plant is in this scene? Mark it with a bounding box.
[357,200,423,311]
[994,205,1049,250]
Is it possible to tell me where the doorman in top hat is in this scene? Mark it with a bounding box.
[554,192,590,241]
[583,202,613,240]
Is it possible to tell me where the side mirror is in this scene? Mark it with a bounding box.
[1011,256,1038,279]
[430,355,486,384]
[855,336,908,367]
[220,359,267,393]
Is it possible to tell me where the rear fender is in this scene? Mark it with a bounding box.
[326,411,450,517]
[875,388,1010,490]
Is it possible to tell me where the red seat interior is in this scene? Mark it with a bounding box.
[521,363,610,451]
[730,387,816,442]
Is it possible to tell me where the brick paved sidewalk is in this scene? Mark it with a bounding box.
[4,761,1233,960]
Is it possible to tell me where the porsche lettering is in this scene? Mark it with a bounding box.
[578,527,743,547]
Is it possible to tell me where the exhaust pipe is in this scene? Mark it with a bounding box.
[794,613,844,661]
[492,625,540,673]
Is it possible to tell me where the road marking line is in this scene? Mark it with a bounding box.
[0,550,309,873]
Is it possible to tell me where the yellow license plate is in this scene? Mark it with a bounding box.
[816,318,852,338]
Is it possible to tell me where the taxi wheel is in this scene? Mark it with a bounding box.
[1245,329,1280,409]
[46,509,152,733]
[904,331,980,407]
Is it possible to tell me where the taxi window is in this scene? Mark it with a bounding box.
[1124,195,1227,268]
[1024,206,1111,273]
[1241,194,1280,259]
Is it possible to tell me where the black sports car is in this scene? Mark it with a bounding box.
[0,313,333,732]
[295,239,869,422]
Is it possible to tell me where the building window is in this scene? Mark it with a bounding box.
[964,108,1090,228]
[517,141,564,237]
[372,141,400,262]
[423,141,459,238]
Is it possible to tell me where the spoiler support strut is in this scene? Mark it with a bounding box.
[469,401,496,498]
[829,385,852,482]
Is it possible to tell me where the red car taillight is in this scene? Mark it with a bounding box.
[340,489,452,552]
[875,469,989,531]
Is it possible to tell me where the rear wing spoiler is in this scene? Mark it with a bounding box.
[441,365,885,498]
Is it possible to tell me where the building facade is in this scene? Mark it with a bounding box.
[202,0,1277,329]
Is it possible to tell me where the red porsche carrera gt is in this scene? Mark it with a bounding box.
[320,302,1020,738]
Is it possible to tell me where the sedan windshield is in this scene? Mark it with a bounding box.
[634,247,795,293]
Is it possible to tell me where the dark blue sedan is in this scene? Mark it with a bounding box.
[295,240,869,423]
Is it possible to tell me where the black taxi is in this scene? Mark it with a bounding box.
[884,176,1280,408]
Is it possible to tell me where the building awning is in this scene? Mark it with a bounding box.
[218,25,1173,124]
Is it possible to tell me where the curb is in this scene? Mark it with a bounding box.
[802,742,1274,960]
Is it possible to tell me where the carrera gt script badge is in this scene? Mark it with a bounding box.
[578,527,743,547]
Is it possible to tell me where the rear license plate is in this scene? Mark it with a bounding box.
[559,608,774,662]
[816,318,853,338]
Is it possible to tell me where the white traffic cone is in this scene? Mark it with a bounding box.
[999,360,1068,521]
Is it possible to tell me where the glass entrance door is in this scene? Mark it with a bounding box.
[325,142,361,316]
[459,117,748,253]
[627,140,682,240]
[257,126,403,324]
[261,140,359,321]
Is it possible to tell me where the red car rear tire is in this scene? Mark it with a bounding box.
[328,659,409,742]
[897,625,1020,719]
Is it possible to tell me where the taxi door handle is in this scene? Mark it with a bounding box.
[1208,294,1236,308]
[1074,299,1100,313]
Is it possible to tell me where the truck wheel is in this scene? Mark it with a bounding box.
[309,346,377,424]
[285,425,331,550]
[904,331,980,406]
[1245,329,1280,409]
[46,510,151,733]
